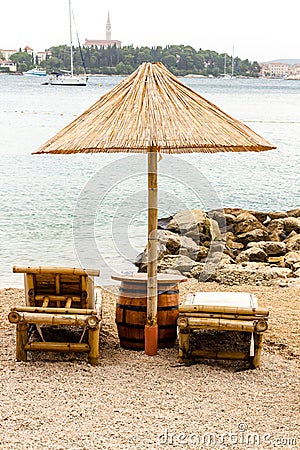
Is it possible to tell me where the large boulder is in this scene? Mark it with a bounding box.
[236,228,269,246]
[166,209,209,234]
[210,218,222,241]
[226,233,244,251]
[223,207,247,216]
[236,247,268,263]
[166,210,224,247]
[287,208,300,218]
[207,209,235,230]
[158,255,198,274]
[282,217,300,234]
[195,246,210,261]
[157,230,181,253]
[285,234,300,252]
[284,251,300,270]
[267,219,286,241]
[247,241,286,256]
[223,208,267,222]
[135,240,170,272]
[249,211,268,223]
[268,211,288,220]
[158,216,173,230]
[157,230,209,261]
[234,212,266,234]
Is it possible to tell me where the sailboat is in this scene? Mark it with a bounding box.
[222,54,232,79]
[47,0,87,86]
[221,47,235,79]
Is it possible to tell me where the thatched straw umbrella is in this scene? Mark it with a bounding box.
[34,62,276,356]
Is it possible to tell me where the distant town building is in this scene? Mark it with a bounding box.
[24,45,34,56]
[268,62,288,77]
[84,12,121,49]
[36,50,52,63]
[0,59,17,72]
[0,49,17,60]
[287,64,300,79]
[259,61,300,79]
[0,49,18,72]
[259,61,300,78]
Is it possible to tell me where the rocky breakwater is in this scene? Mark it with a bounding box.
[135,208,300,286]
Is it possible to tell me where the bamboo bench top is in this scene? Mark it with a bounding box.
[13,266,100,277]
[183,292,258,308]
[179,292,269,316]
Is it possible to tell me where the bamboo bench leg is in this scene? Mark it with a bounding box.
[252,333,263,368]
[16,323,28,362]
[88,327,100,366]
[178,329,191,364]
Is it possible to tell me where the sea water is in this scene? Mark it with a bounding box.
[0,74,299,287]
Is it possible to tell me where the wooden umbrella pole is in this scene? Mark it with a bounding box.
[145,145,158,356]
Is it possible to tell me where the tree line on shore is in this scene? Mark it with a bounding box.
[5,44,261,77]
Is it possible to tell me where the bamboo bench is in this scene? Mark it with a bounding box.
[9,266,101,365]
[178,292,269,368]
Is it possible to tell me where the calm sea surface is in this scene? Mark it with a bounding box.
[0,74,299,287]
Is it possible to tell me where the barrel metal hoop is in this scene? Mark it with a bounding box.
[158,305,179,311]
[116,322,177,330]
[116,303,178,311]
[117,303,147,312]
[119,287,179,295]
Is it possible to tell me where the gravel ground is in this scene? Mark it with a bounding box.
[0,281,299,450]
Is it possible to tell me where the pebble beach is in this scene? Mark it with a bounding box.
[0,280,299,449]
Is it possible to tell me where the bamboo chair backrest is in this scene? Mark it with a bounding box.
[13,266,100,309]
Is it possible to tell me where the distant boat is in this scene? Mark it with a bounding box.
[47,70,87,86]
[46,0,87,86]
[220,48,236,79]
[23,68,47,77]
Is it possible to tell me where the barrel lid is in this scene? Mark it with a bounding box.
[111,273,187,283]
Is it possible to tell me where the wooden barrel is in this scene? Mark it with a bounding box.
[115,280,180,349]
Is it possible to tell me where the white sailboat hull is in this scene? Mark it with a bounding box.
[48,74,88,86]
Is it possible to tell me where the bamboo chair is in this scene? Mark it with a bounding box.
[177,292,269,368]
[9,266,101,365]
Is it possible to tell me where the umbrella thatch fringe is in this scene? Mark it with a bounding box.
[34,62,275,154]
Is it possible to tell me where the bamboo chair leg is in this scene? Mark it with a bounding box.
[16,323,28,362]
[252,333,264,368]
[88,327,100,366]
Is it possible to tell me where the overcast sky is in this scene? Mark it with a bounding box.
[1,0,299,62]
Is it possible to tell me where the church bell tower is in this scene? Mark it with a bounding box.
[106,12,111,41]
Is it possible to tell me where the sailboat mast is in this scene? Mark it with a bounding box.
[69,0,74,76]
[231,46,234,77]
